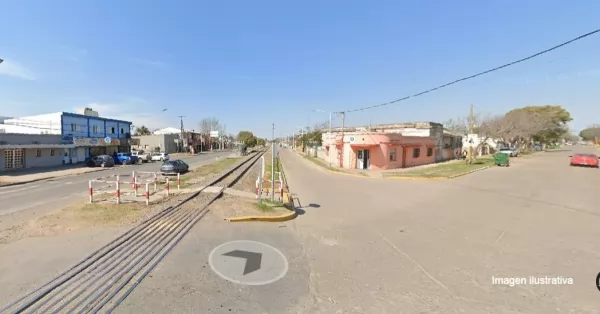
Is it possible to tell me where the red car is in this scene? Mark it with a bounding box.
[570,153,599,168]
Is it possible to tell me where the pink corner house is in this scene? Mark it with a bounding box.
[322,132,437,170]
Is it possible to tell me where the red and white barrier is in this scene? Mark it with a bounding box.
[145,183,150,205]
[89,180,94,203]
[177,173,181,191]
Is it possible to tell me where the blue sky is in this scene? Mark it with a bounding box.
[1,0,599,138]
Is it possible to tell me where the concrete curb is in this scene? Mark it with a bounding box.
[224,210,298,222]
[447,165,491,178]
[0,167,110,187]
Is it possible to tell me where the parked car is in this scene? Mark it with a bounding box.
[87,155,115,168]
[498,147,519,157]
[160,160,189,175]
[151,152,170,162]
[114,152,138,165]
[569,153,599,168]
[131,150,152,163]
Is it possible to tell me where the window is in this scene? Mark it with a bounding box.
[111,127,115,134]
[71,123,77,131]
[427,147,433,157]
[413,148,420,158]
[389,148,397,161]
[36,149,42,157]
[50,149,55,156]
[93,125,98,133]
[120,128,124,135]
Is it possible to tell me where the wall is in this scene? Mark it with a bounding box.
[0,134,62,145]
[0,150,4,171]
[2,113,62,134]
[133,134,179,153]
[401,136,436,168]
[25,148,63,168]
[62,114,90,138]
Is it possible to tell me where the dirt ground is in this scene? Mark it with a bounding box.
[208,194,294,219]
[0,153,290,246]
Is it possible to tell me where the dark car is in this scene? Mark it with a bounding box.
[87,155,116,168]
[160,160,189,175]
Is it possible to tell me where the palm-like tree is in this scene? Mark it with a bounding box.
[133,125,152,136]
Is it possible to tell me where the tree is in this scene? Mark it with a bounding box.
[506,105,572,144]
[443,117,469,135]
[237,131,257,147]
[579,125,600,142]
[199,117,225,135]
[313,121,329,132]
[256,138,266,146]
[133,125,152,136]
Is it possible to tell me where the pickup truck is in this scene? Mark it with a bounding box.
[131,150,152,163]
[114,152,139,165]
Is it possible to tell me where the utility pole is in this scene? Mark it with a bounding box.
[340,111,346,168]
[271,123,275,202]
[467,104,474,164]
[178,116,186,153]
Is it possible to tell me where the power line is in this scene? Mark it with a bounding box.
[345,28,600,113]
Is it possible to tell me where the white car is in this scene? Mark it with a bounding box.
[499,147,518,157]
[151,153,170,162]
[131,150,152,163]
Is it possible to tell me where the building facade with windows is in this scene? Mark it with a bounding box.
[0,134,74,171]
[1,108,132,164]
[321,132,436,170]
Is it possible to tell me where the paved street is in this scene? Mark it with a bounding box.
[1,145,599,313]
[105,145,600,313]
[0,151,232,231]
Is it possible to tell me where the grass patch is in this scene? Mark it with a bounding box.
[179,157,241,187]
[255,199,286,212]
[384,158,494,178]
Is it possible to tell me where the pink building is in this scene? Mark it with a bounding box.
[322,132,437,170]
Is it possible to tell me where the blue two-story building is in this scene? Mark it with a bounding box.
[2,108,133,164]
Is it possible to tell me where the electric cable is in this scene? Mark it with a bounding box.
[345,28,600,113]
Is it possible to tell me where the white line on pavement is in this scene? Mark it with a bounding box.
[0,185,40,196]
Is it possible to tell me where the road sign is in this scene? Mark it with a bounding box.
[105,137,111,144]
[208,240,288,286]
[210,131,219,138]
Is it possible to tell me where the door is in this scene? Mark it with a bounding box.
[4,149,25,170]
[363,149,370,169]
[77,147,86,163]
[402,148,407,168]
[356,149,364,169]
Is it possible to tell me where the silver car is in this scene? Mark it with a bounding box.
[160,160,189,175]
[498,147,519,157]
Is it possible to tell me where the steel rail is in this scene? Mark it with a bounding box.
[34,205,194,313]
[89,151,266,313]
[102,151,265,313]
[2,150,265,314]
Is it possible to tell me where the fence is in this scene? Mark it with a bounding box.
[255,155,283,201]
[88,171,181,206]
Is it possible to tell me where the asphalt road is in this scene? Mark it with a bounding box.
[2,145,600,313]
[0,151,232,231]
[117,145,600,313]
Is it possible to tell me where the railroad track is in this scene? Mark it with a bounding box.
[1,150,267,314]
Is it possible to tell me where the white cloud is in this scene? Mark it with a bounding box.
[130,58,167,68]
[74,102,173,132]
[0,59,36,80]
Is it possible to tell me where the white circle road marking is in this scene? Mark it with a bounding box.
[208,240,289,286]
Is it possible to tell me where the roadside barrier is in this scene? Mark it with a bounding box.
[88,173,178,205]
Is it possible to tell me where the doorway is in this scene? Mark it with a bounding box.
[356,149,370,170]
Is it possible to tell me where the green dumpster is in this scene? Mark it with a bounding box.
[493,153,510,167]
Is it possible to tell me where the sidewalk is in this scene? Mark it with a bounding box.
[0,164,109,186]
